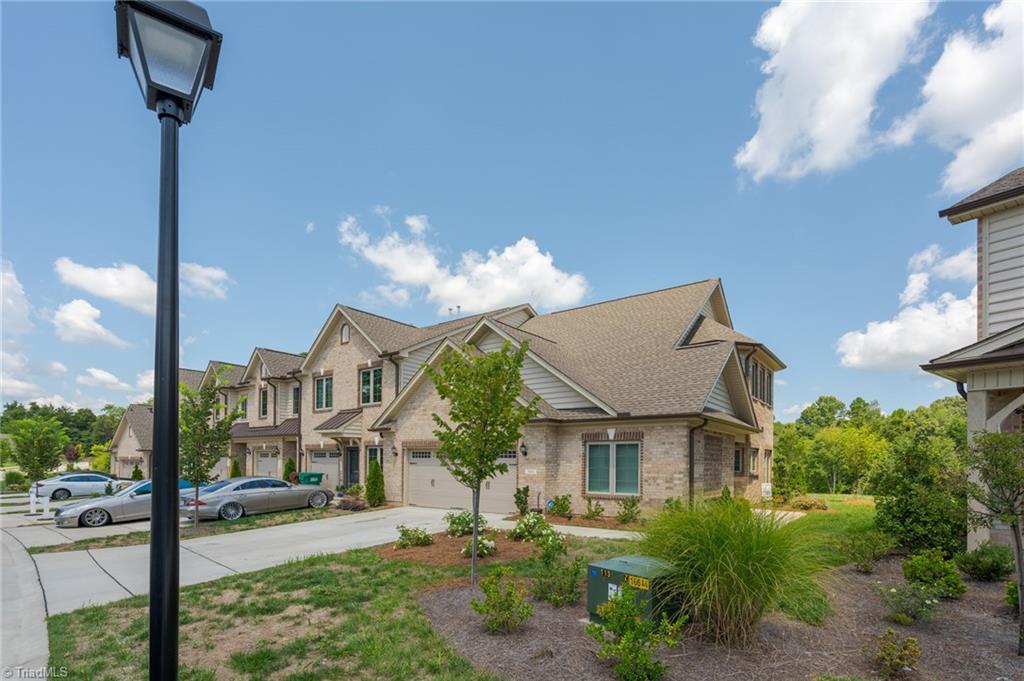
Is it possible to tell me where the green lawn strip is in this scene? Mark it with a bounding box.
[29,506,357,554]
[776,494,877,625]
[48,536,631,679]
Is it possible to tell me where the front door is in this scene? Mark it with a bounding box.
[345,447,360,487]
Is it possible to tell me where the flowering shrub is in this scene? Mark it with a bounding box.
[877,582,939,625]
[471,566,532,633]
[902,549,966,599]
[444,510,488,537]
[462,533,497,558]
[509,512,552,541]
[394,525,433,549]
[876,627,921,678]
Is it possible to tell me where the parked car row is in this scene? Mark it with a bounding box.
[34,471,129,500]
[53,476,334,528]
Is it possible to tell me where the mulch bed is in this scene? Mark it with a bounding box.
[377,531,538,567]
[504,513,642,531]
[420,556,1024,681]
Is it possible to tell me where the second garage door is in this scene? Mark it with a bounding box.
[408,450,517,514]
[256,451,279,478]
[309,451,341,489]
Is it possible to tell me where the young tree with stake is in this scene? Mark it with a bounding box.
[179,368,245,527]
[425,340,538,586]
[962,430,1024,655]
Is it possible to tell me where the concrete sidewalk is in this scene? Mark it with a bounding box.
[1,528,49,671]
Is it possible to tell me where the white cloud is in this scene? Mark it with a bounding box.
[136,369,154,391]
[404,215,430,236]
[899,272,931,306]
[2,260,34,337]
[929,378,948,389]
[76,368,132,391]
[775,378,787,386]
[781,402,812,417]
[735,2,934,181]
[180,263,233,300]
[47,361,67,376]
[931,246,976,280]
[305,221,316,234]
[886,1,1024,193]
[55,257,156,315]
[184,335,197,345]
[367,284,411,307]
[338,216,588,314]
[53,299,129,348]
[26,394,79,409]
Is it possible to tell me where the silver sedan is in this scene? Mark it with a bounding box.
[181,476,334,522]
[54,479,196,528]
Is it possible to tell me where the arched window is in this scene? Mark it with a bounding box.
[340,323,350,344]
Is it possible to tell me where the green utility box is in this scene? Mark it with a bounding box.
[298,472,324,485]
[587,555,672,622]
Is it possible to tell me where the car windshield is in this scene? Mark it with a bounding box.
[200,480,233,493]
[114,481,149,497]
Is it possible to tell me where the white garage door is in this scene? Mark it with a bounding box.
[408,451,517,514]
[309,451,341,488]
[256,451,279,478]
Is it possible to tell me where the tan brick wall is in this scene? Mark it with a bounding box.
[734,399,775,501]
[386,374,453,504]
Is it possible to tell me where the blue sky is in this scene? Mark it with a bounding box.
[2,1,1021,418]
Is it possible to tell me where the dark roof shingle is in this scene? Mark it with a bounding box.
[123,404,154,450]
[940,167,1024,219]
[230,418,300,439]
[178,368,205,392]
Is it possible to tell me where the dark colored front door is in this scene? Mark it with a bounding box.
[345,447,360,486]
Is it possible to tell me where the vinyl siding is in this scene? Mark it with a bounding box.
[985,206,1024,335]
[400,343,438,389]
[478,330,596,409]
[700,299,715,320]
[968,365,1024,391]
[705,375,736,415]
[497,308,532,327]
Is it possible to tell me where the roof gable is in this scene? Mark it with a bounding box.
[241,347,303,382]
[702,348,758,428]
[202,360,246,388]
[940,167,1024,223]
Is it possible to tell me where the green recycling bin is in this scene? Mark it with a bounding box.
[587,555,672,622]
[298,471,324,486]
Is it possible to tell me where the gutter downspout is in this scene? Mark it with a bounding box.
[688,417,708,506]
[956,381,968,401]
[293,373,303,472]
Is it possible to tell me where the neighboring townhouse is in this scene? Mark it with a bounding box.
[922,167,1024,550]
[109,367,205,477]
[370,279,783,514]
[225,348,305,479]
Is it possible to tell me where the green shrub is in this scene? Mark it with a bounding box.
[3,470,26,487]
[343,484,363,498]
[229,458,242,478]
[104,481,113,496]
[583,497,605,519]
[90,448,111,474]
[462,533,497,558]
[662,497,684,513]
[470,566,532,633]
[639,497,823,645]
[790,495,828,511]
[877,583,939,625]
[394,525,433,549]
[549,494,572,518]
[836,530,894,574]
[876,627,921,678]
[586,585,684,681]
[509,512,552,541]
[957,542,1015,582]
[615,496,641,524]
[531,529,584,607]
[444,510,488,537]
[131,464,143,481]
[901,549,966,599]
[365,459,385,507]
[1006,581,1019,614]
[282,456,296,482]
[514,485,530,516]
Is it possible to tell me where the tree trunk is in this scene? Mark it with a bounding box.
[470,485,481,587]
[1011,520,1024,656]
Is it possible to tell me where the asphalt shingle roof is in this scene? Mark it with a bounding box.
[940,167,1024,217]
[178,368,205,392]
[123,404,154,450]
[256,348,304,377]
[209,361,246,385]
[314,408,362,431]
[230,417,300,439]
[341,304,523,353]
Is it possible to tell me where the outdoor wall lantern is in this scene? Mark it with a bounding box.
[115,3,222,680]
[392,444,399,457]
[116,0,222,124]
[519,443,528,457]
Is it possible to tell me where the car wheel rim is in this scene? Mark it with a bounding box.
[83,510,107,526]
[221,504,242,520]
[54,490,70,500]
[310,492,327,508]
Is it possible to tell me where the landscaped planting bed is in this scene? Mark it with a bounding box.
[378,530,538,567]
[421,556,1023,681]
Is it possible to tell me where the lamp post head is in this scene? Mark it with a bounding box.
[115,0,222,123]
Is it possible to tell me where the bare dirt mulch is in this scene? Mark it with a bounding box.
[420,556,1024,681]
[504,513,643,531]
[376,531,538,567]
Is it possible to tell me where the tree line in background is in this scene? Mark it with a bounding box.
[774,394,968,554]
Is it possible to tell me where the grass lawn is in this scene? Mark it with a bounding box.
[30,506,373,554]
[48,535,636,680]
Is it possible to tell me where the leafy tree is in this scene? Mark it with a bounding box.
[365,459,385,507]
[847,397,884,432]
[89,404,126,446]
[7,417,68,482]
[282,455,296,482]
[229,457,242,478]
[807,425,888,494]
[89,443,111,473]
[425,340,539,585]
[796,396,847,438]
[771,422,808,500]
[63,444,81,471]
[179,368,245,526]
[0,438,13,466]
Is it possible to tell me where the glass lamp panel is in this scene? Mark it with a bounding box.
[127,17,148,99]
[134,11,207,98]
[587,444,611,493]
[614,443,640,494]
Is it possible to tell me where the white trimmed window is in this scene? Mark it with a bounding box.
[314,376,333,410]
[340,324,350,344]
[586,442,640,495]
[291,386,300,415]
[259,388,269,418]
[360,367,383,405]
[366,446,383,469]
[733,447,743,473]
[750,448,759,474]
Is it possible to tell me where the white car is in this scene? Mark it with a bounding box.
[34,473,123,500]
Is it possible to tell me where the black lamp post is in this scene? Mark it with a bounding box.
[115,3,221,679]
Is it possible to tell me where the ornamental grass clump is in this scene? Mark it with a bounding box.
[639,496,823,645]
